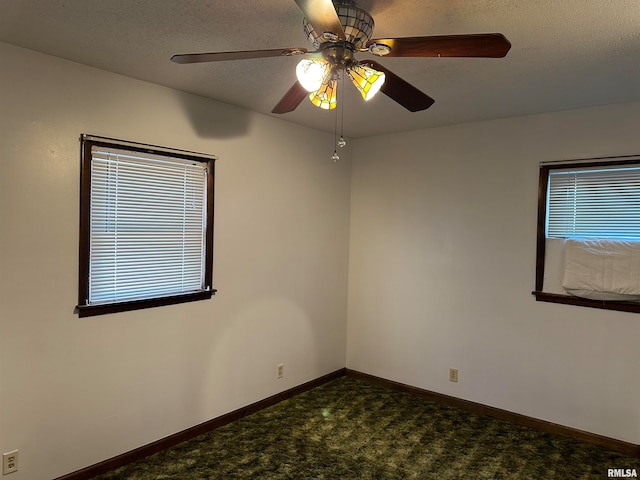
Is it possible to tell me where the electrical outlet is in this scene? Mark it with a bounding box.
[3,450,18,475]
[449,368,459,383]
[276,363,284,379]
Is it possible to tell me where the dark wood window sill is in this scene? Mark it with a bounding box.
[532,291,640,314]
[76,290,217,318]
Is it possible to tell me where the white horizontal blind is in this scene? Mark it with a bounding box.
[546,164,640,240]
[89,146,208,304]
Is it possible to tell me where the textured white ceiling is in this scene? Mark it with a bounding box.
[1,0,639,137]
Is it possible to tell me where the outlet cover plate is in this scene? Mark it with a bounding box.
[3,450,19,474]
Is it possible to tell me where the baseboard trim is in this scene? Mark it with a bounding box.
[54,368,346,480]
[345,369,640,458]
[54,366,639,479]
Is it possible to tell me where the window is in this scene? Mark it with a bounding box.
[77,135,215,317]
[533,155,640,313]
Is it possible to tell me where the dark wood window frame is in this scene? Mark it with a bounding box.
[77,135,216,317]
[532,156,640,314]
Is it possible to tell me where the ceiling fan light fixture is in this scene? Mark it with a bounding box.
[309,78,338,110]
[296,58,330,92]
[348,64,385,101]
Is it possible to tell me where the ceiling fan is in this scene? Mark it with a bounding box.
[171,0,511,114]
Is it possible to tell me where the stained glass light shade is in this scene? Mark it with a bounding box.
[309,78,338,110]
[296,58,330,92]
[303,2,375,49]
[348,64,385,100]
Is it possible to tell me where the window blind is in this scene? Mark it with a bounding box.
[88,146,208,305]
[546,164,640,240]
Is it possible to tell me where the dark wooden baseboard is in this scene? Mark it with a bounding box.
[55,366,639,479]
[345,369,640,458]
[54,368,346,480]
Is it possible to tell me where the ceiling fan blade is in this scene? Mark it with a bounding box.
[294,0,345,39]
[365,60,434,112]
[272,81,309,114]
[171,48,310,64]
[367,33,511,58]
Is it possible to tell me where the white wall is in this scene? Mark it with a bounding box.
[0,42,351,480]
[347,101,640,445]
[2,39,639,480]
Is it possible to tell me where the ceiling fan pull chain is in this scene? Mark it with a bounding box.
[332,76,340,162]
[338,74,347,149]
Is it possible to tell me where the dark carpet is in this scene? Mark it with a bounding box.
[93,376,638,479]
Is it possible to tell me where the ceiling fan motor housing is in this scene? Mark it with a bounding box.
[303,0,375,49]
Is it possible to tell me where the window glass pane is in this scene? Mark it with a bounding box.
[546,165,640,240]
[88,146,208,305]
